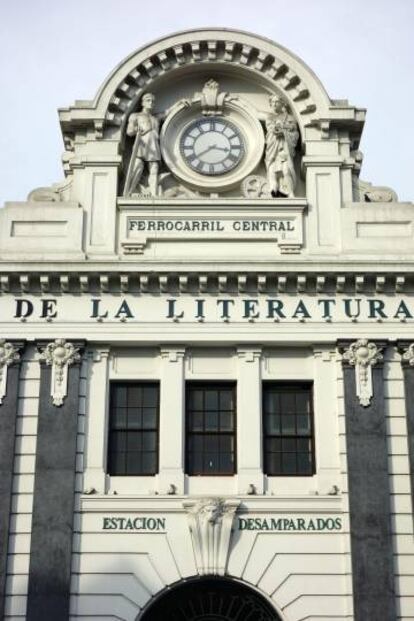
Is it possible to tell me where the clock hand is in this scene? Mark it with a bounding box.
[195,144,217,158]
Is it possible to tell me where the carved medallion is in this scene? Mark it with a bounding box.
[342,339,383,407]
[0,340,21,405]
[38,339,81,406]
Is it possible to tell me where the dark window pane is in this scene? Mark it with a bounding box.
[220,410,233,431]
[264,391,277,414]
[127,408,142,429]
[109,452,126,475]
[266,415,280,435]
[126,432,141,450]
[282,438,296,452]
[188,452,203,474]
[142,432,156,451]
[112,408,127,429]
[297,452,313,474]
[189,390,203,410]
[113,386,127,407]
[204,453,219,473]
[204,435,219,452]
[281,392,295,413]
[296,392,309,413]
[110,431,126,452]
[142,408,157,429]
[189,434,203,453]
[297,438,312,453]
[220,390,233,410]
[126,451,141,474]
[142,452,156,474]
[266,452,281,475]
[282,452,296,474]
[190,411,204,432]
[266,437,281,453]
[219,435,233,453]
[297,414,310,435]
[128,385,142,406]
[205,390,218,411]
[281,415,295,435]
[205,410,219,431]
[143,386,158,407]
[219,452,234,473]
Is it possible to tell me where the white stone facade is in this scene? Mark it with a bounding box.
[1,28,413,621]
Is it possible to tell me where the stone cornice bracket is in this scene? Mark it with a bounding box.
[38,339,82,406]
[0,340,21,405]
[400,342,414,367]
[237,346,262,363]
[340,339,383,407]
[183,497,240,576]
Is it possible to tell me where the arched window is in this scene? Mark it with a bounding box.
[139,576,282,621]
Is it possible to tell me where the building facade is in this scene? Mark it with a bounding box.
[0,28,413,621]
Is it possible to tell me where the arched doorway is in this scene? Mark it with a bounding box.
[139,576,282,621]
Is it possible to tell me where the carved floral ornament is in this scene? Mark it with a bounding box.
[341,339,383,407]
[0,340,21,405]
[402,343,414,366]
[38,339,81,406]
[183,497,240,576]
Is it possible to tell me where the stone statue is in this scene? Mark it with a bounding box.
[124,93,161,197]
[265,95,299,198]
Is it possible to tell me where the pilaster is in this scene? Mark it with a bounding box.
[312,346,341,494]
[27,339,85,621]
[397,341,414,518]
[83,348,111,494]
[338,338,396,621]
[236,346,263,494]
[0,340,24,620]
[158,346,186,494]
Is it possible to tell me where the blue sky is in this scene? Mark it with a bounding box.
[0,0,413,203]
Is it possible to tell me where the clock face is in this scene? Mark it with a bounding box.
[180,117,245,176]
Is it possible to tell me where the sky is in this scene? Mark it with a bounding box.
[0,0,413,204]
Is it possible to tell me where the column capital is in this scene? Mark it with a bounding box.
[0,340,25,406]
[337,339,387,368]
[338,339,387,408]
[236,346,262,362]
[160,346,186,362]
[397,340,414,367]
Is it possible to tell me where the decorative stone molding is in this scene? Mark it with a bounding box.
[0,340,21,405]
[341,339,383,407]
[38,339,81,406]
[401,343,414,366]
[183,497,240,575]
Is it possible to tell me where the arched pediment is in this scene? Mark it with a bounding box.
[59,28,352,143]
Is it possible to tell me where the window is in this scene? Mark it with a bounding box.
[186,383,236,475]
[263,383,314,476]
[107,382,159,476]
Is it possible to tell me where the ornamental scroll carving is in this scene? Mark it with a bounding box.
[0,340,21,405]
[183,497,240,576]
[402,343,414,366]
[342,339,383,407]
[38,339,81,406]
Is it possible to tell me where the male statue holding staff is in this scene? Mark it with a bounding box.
[124,92,161,197]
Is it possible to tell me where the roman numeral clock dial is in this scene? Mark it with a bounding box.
[180,118,245,176]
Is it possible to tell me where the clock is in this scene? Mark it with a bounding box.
[160,99,265,192]
[179,117,245,176]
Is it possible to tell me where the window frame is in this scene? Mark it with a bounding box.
[262,381,315,477]
[185,381,237,477]
[107,380,160,477]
